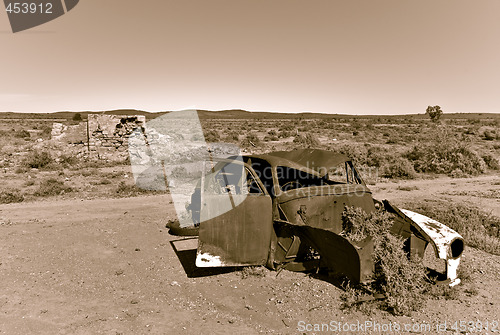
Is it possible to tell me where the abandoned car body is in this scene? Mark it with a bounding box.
[176,149,464,287]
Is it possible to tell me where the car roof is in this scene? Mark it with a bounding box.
[243,149,350,177]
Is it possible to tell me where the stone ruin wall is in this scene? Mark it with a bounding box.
[51,114,146,161]
[51,113,239,163]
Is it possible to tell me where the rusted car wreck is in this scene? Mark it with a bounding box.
[172,149,464,287]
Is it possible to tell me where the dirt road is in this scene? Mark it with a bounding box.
[0,178,499,334]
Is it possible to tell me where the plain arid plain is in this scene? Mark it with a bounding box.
[0,110,499,334]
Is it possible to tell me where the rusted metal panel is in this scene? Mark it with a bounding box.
[277,185,375,232]
[276,222,374,284]
[264,149,350,177]
[196,195,273,267]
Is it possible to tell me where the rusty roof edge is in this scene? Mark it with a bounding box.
[245,149,350,176]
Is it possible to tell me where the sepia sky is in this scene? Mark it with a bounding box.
[1,0,499,115]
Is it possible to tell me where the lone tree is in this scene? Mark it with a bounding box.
[425,105,443,122]
[72,113,82,121]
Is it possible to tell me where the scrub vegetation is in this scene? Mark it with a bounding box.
[1,111,499,203]
[340,207,427,316]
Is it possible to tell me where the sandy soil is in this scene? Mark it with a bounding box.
[0,177,499,334]
[371,174,500,217]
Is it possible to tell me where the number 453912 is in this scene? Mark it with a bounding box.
[5,2,53,14]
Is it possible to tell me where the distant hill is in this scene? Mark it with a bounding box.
[0,109,499,121]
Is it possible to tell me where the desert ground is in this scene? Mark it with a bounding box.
[0,111,499,334]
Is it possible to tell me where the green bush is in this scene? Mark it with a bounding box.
[24,150,53,169]
[34,178,72,197]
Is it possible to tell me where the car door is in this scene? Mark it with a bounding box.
[196,160,273,267]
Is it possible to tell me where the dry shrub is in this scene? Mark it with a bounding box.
[330,143,392,169]
[380,157,417,179]
[115,181,151,196]
[15,129,30,138]
[278,129,293,138]
[263,132,279,141]
[365,146,391,167]
[203,129,220,143]
[0,189,25,204]
[240,266,267,279]
[224,131,240,143]
[482,129,498,141]
[405,140,486,176]
[482,154,500,170]
[240,132,260,147]
[339,282,376,316]
[34,178,72,197]
[23,150,52,169]
[293,133,320,147]
[374,234,427,315]
[424,283,460,300]
[331,142,369,165]
[341,207,393,243]
[341,207,427,315]
[58,153,79,168]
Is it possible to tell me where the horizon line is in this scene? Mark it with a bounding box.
[0,109,499,117]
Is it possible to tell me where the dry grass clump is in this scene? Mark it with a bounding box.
[34,178,73,197]
[240,132,260,147]
[115,181,151,197]
[23,150,53,169]
[0,189,25,204]
[203,129,220,143]
[240,266,267,279]
[482,154,500,170]
[293,133,320,147]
